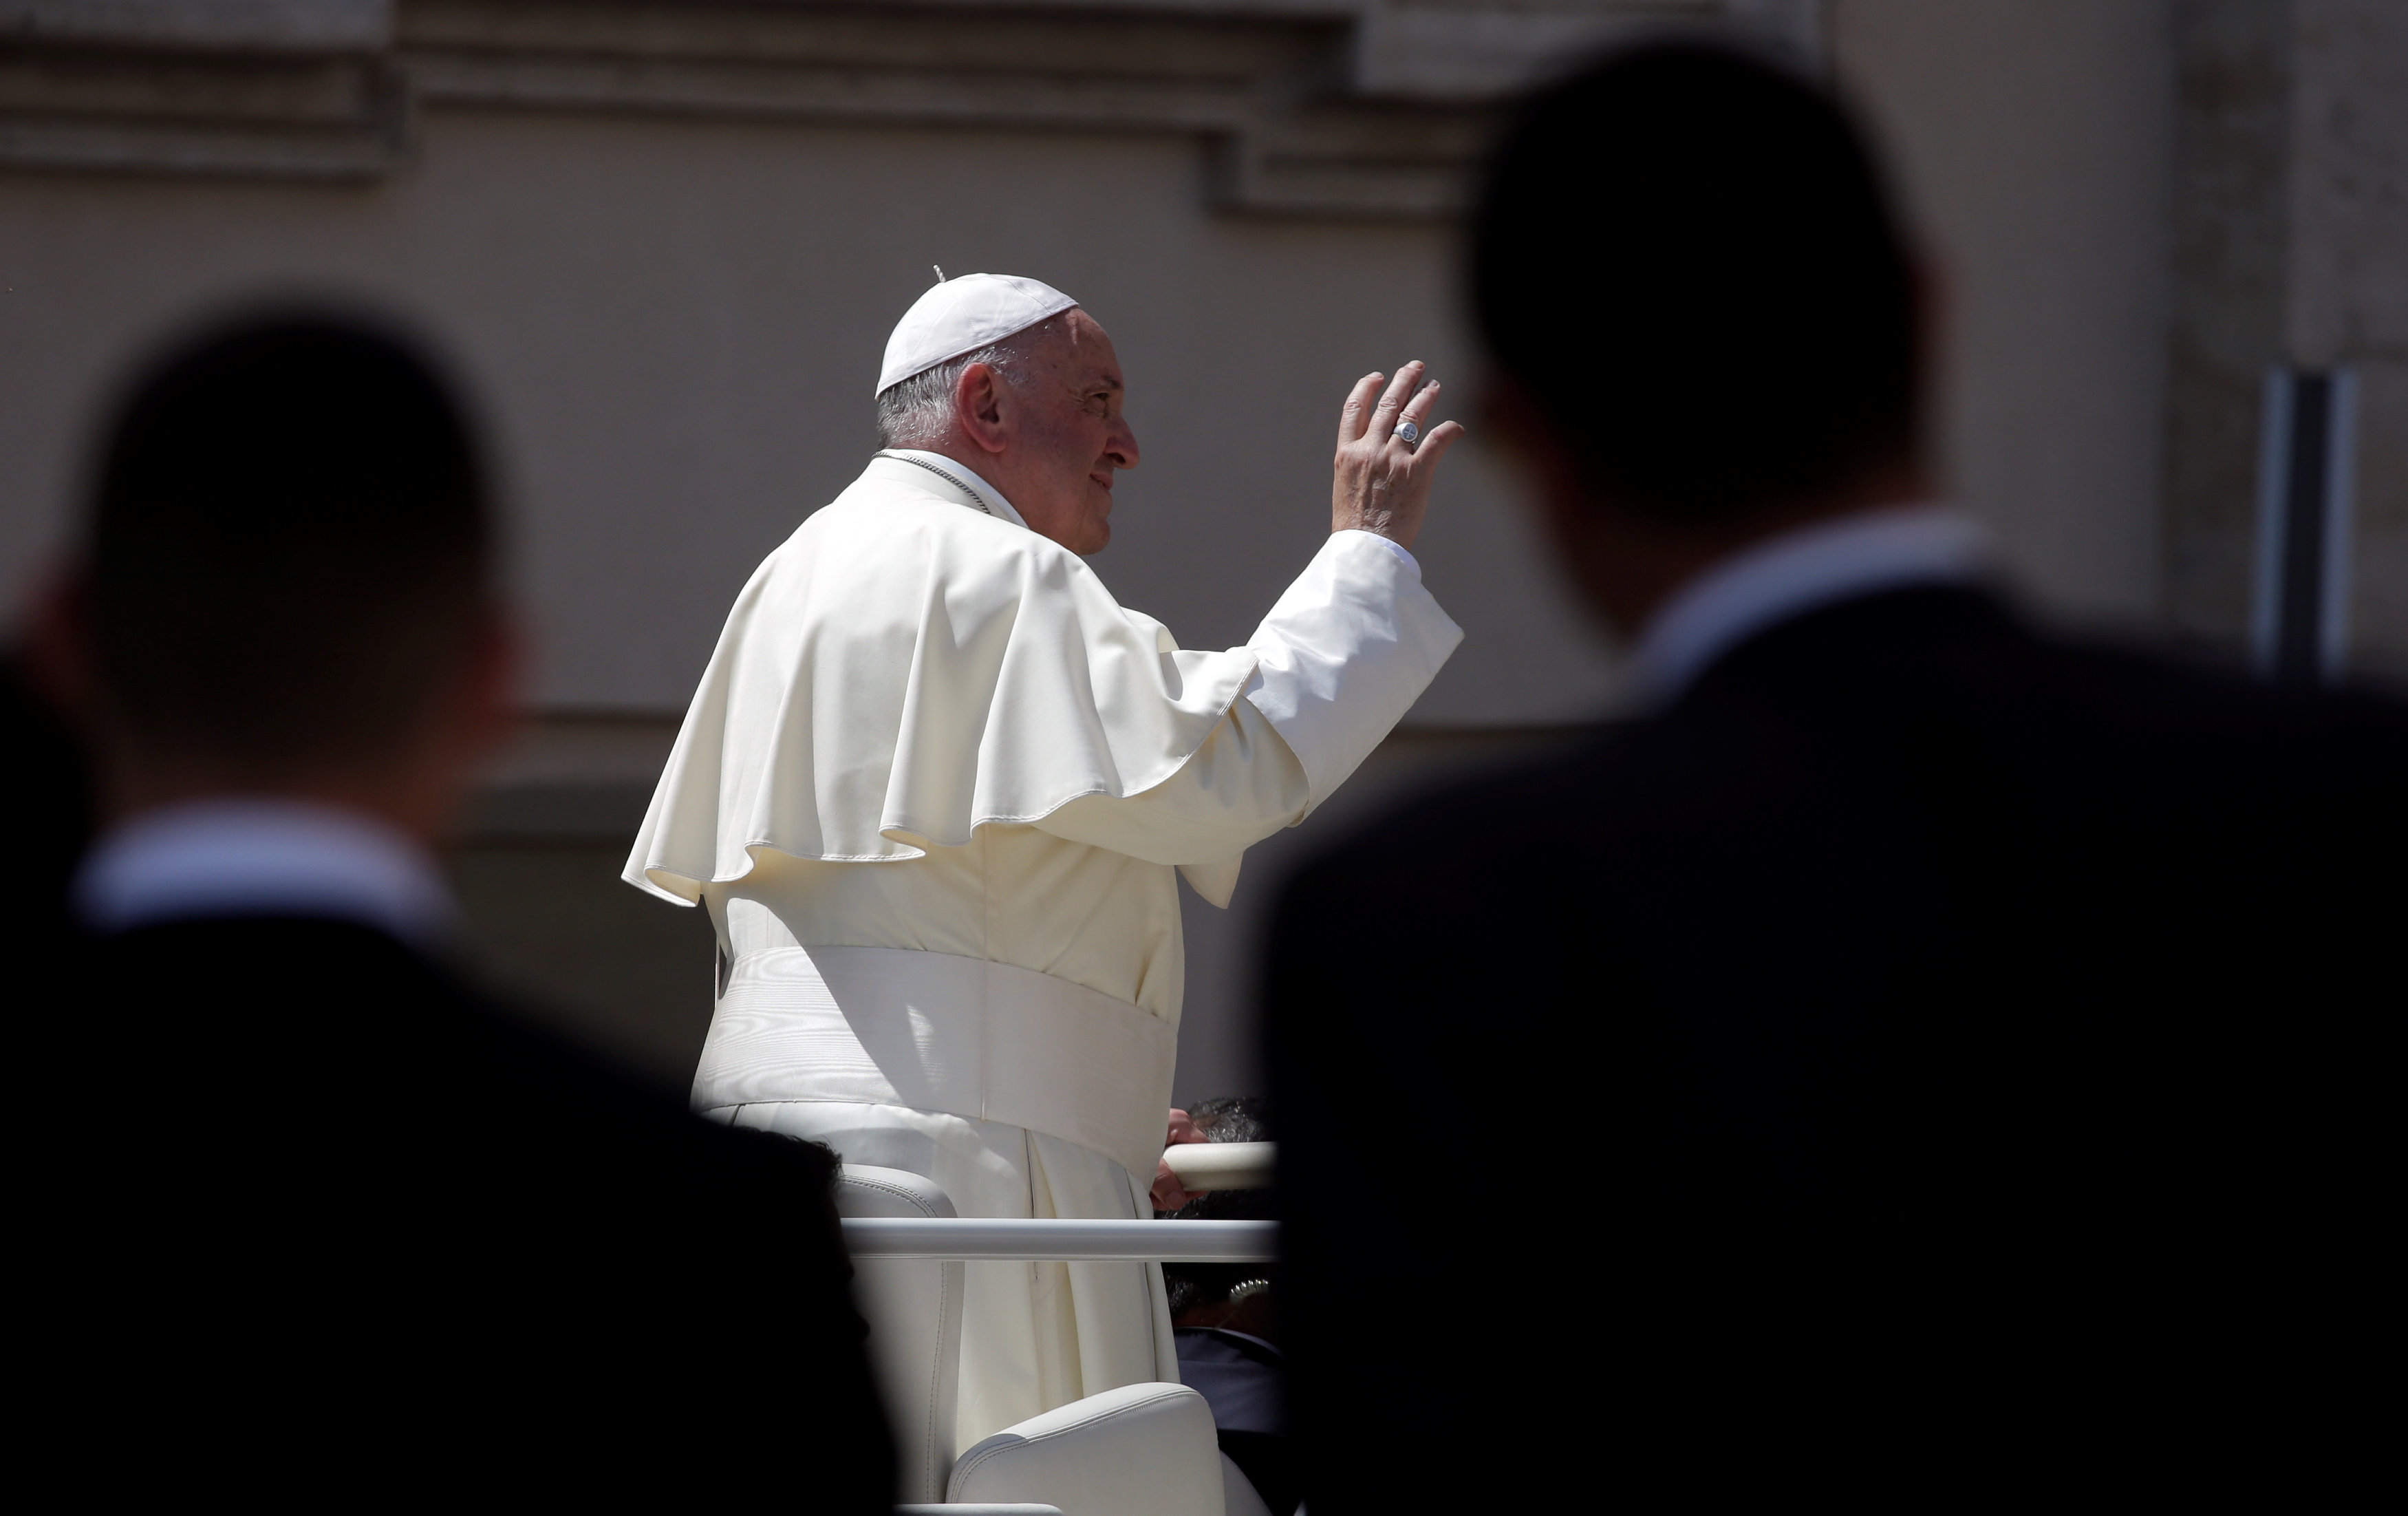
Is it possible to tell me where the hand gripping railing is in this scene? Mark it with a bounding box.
[841,1217,1275,1261]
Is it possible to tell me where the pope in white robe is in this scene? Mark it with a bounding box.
[623,273,1464,1450]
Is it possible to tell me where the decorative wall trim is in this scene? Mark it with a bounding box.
[0,43,405,179]
[1,0,1815,217]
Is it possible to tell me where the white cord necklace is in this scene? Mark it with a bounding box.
[885,453,994,516]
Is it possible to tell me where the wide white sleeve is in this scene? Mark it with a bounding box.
[1033,530,1462,906]
[1242,530,1463,812]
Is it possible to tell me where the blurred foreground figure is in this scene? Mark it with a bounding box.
[626,273,1462,1450]
[25,317,892,1502]
[1270,43,2402,1508]
[0,652,94,959]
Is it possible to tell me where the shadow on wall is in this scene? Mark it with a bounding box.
[449,773,713,1095]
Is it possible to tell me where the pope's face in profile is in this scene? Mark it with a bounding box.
[983,309,1140,555]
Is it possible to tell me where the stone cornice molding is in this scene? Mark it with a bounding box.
[1,0,1820,216]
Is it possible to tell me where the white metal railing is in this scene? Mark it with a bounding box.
[842,1217,1276,1261]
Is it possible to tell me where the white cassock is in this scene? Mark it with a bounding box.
[625,448,1459,1449]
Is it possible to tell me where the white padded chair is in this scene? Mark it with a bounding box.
[948,1381,1224,1516]
[835,1165,965,1503]
[837,1166,1259,1516]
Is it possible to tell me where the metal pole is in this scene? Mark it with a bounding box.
[842,1217,1276,1261]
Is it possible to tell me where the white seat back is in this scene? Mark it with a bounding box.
[835,1164,965,1503]
[947,1382,1225,1516]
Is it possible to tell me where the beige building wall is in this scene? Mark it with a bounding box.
[0,110,1605,725]
[5,0,2396,1099]
[1834,0,2175,628]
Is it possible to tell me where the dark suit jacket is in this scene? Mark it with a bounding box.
[1268,588,2402,1507]
[26,915,895,1504]
[0,654,94,955]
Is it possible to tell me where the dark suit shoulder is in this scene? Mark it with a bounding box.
[1284,727,1636,888]
[1701,584,2408,736]
[92,915,832,1186]
[86,913,854,1305]
[56,915,889,1504]
[1295,587,2408,898]
[1265,584,2402,1508]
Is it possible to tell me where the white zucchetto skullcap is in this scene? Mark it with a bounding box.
[876,272,1079,396]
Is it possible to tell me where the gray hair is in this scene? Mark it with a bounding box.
[873,312,1069,449]
[874,343,1026,449]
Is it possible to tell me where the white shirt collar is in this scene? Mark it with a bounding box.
[1628,506,1993,705]
[874,449,1031,529]
[74,798,454,946]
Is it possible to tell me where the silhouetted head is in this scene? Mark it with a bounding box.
[1474,42,1920,523]
[77,314,502,801]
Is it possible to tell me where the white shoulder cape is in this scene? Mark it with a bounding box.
[626,459,1260,904]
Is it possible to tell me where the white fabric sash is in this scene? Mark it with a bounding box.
[692,945,1176,1181]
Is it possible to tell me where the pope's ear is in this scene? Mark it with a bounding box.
[955,361,1011,455]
